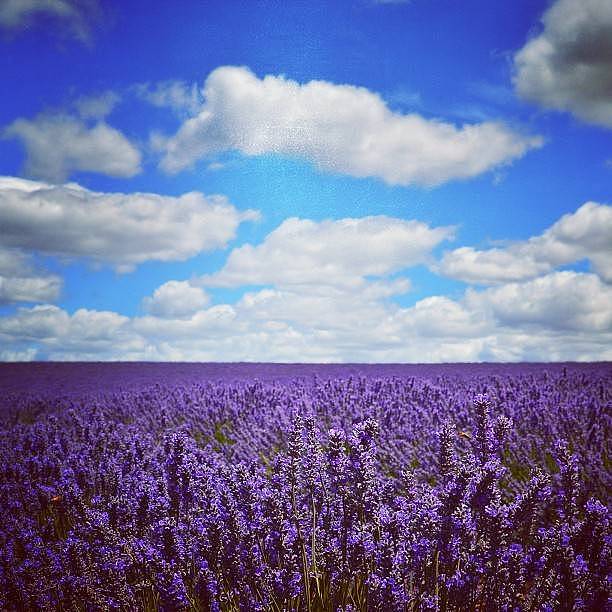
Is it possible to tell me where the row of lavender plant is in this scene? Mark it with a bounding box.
[1,368,610,610]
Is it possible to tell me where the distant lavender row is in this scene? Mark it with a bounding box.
[1,364,610,610]
[1,361,609,399]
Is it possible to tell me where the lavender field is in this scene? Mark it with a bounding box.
[1,363,610,611]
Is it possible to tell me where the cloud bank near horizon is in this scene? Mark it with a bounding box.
[1,194,610,363]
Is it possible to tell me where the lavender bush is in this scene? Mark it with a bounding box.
[0,364,610,610]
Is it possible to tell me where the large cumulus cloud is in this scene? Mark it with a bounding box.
[158,66,542,186]
[0,177,259,272]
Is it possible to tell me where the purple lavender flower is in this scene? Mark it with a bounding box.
[0,364,609,610]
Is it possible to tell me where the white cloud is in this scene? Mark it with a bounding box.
[397,295,488,338]
[0,199,608,363]
[438,246,550,284]
[4,113,141,182]
[234,286,393,340]
[74,91,121,120]
[128,270,606,362]
[0,274,61,305]
[0,347,37,362]
[4,114,140,182]
[0,0,99,41]
[142,281,210,319]
[2,269,610,362]
[438,202,612,284]
[0,0,71,26]
[203,216,454,289]
[0,247,61,304]
[133,80,202,118]
[0,176,259,271]
[0,304,70,339]
[514,0,612,128]
[0,304,140,361]
[159,66,542,186]
[465,271,612,333]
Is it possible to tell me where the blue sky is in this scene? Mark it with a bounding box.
[0,0,610,362]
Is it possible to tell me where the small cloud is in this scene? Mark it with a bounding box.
[0,0,101,43]
[3,112,141,182]
[206,161,225,171]
[143,281,210,319]
[74,91,120,120]
[133,80,202,118]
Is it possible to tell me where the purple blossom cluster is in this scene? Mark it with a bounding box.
[0,364,610,610]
